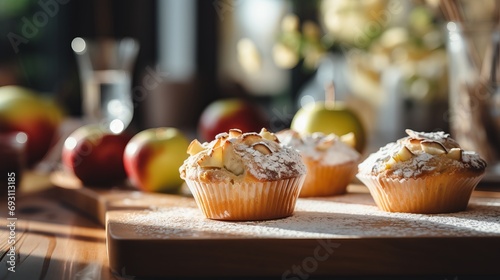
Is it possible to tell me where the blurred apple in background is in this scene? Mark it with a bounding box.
[0,86,63,166]
[123,127,189,193]
[291,84,366,152]
[0,131,27,197]
[62,124,131,186]
[198,98,268,141]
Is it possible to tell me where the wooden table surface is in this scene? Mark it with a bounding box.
[0,172,117,280]
[1,172,500,280]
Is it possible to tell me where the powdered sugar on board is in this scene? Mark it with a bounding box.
[114,194,500,239]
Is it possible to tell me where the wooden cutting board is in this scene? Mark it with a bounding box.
[50,171,194,225]
[51,171,500,278]
[107,193,500,278]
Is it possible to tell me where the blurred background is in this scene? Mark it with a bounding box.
[1,0,499,154]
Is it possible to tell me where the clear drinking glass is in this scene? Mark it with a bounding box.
[446,22,500,164]
[71,37,139,133]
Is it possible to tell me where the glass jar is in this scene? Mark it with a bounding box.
[446,22,500,163]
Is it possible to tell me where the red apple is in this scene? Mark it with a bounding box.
[62,124,131,186]
[198,98,268,141]
[0,132,27,198]
[0,86,63,166]
[123,127,189,193]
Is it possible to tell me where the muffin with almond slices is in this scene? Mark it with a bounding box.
[179,128,306,221]
[277,130,360,197]
[357,129,487,213]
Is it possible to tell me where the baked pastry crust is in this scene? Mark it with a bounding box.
[358,129,486,180]
[277,130,360,165]
[357,129,487,213]
[179,128,306,183]
[179,128,306,220]
[277,130,360,197]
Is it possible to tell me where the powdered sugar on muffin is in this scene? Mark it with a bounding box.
[179,128,306,220]
[276,129,360,197]
[180,128,306,183]
[277,130,360,165]
[358,129,486,179]
[356,129,487,213]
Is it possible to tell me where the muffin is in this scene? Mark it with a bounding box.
[179,128,306,221]
[357,129,487,213]
[277,130,360,197]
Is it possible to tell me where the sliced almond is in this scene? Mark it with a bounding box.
[197,154,223,168]
[207,137,223,150]
[340,132,356,149]
[317,137,335,151]
[228,128,243,138]
[385,157,397,169]
[212,146,224,161]
[421,140,447,155]
[198,147,224,168]
[447,148,462,161]
[394,145,414,162]
[405,129,422,139]
[252,143,272,155]
[241,133,262,145]
[222,142,244,175]
[224,159,244,175]
[406,138,422,152]
[385,146,413,169]
[187,139,205,156]
[215,132,229,139]
[405,129,437,140]
[259,128,279,143]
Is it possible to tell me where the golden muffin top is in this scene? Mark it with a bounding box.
[179,128,306,183]
[358,129,487,179]
[276,129,360,165]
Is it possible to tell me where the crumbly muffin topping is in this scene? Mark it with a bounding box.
[179,128,306,182]
[277,130,360,165]
[358,129,487,179]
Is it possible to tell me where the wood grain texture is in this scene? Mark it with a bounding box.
[106,193,500,278]
[51,171,194,226]
[50,171,500,278]
[107,235,500,278]
[0,188,118,280]
[1,172,500,279]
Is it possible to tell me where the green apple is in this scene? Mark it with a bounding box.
[0,86,63,166]
[291,102,366,153]
[123,127,189,193]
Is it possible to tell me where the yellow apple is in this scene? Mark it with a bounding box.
[291,102,366,152]
[123,127,189,193]
[0,86,63,166]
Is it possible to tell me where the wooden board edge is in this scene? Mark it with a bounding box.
[107,235,500,278]
[105,208,500,278]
